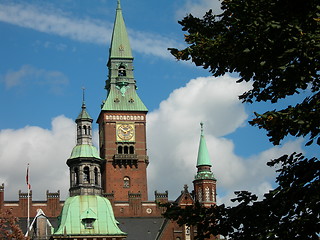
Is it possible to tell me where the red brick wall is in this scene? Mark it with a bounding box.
[0,189,62,218]
[98,112,149,202]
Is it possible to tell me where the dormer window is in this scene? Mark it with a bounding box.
[83,218,95,229]
[81,208,97,229]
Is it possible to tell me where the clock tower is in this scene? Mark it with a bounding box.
[97,0,149,202]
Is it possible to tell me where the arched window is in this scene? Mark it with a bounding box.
[88,126,91,135]
[77,126,81,135]
[118,65,126,76]
[83,125,87,135]
[124,146,128,154]
[123,176,130,188]
[205,187,210,201]
[83,166,90,183]
[94,167,98,185]
[129,146,134,154]
[74,167,79,185]
[118,146,123,154]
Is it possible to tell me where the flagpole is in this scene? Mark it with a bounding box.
[27,184,30,232]
[26,163,30,236]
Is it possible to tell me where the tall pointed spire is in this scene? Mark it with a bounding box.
[109,0,133,59]
[196,122,212,167]
[101,0,147,112]
[193,123,217,206]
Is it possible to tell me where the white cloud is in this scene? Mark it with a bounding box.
[147,75,250,198]
[146,75,304,205]
[0,2,180,59]
[2,65,69,94]
[0,116,75,200]
[176,0,223,19]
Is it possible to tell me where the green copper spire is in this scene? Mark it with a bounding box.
[194,123,216,181]
[71,92,101,159]
[76,88,92,121]
[101,0,147,112]
[196,122,212,167]
[109,0,133,59]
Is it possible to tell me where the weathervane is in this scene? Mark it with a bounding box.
[200,122,204,136]
[82,87,86,103]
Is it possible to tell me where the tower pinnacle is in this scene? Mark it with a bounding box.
[193,123,217,206]
[82,87,86,103]
[196,122,212,167]
[109,0,132,59]
[101,0,147,112]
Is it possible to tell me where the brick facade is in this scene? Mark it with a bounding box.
[97,112,149,202]
[0,188,62,219]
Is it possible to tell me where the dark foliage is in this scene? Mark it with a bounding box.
[0,209,29,240]
[164,0,320,239]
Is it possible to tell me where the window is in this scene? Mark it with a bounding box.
[74,167,79,185]
[205,187,210,201]
[83,125,87,135]
[123,177,130,188]
[118,65,126,76]
[118,146,123,154]
[124,146,128,154]
[129,146,134,154]
[83,218,95,229]
[83,166,90,183]
[94,167,98,185]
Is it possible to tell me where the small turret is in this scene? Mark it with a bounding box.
[52,89,126,239]
[67,91,103,197]
[193,123,217,206]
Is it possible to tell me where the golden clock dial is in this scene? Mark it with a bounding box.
[117,124,134,140]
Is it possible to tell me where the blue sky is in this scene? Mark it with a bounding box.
[0,0,316,204]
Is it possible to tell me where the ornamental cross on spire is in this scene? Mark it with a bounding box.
[200,122,204,136]
[82,87,86,103]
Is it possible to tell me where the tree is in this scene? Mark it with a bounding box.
[164,0,320,239]
[0,209,30,240]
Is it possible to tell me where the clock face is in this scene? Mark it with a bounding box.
[117,123,134,141]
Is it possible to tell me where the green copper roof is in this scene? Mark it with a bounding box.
[69,145,102,159]
[196,123,212,167]
[109,0,133,59]
[76,102,92,121]
[53,195,126,236]
[101,85,148,111]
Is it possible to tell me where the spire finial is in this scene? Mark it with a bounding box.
[82,87,86,105]
[81,87,87,110]
[200,122,204,136]
[117,0,121,10]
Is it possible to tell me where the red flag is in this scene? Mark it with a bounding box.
[26,164,31,189]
